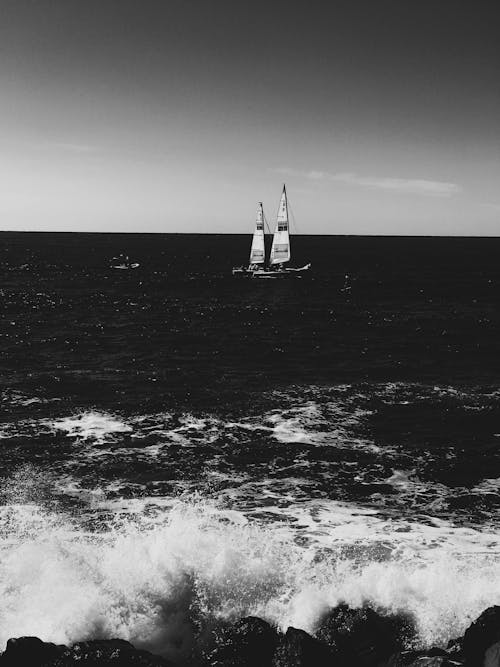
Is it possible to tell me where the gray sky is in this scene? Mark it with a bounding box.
[0,0,499,234]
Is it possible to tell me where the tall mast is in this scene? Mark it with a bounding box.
[270,184,291,266]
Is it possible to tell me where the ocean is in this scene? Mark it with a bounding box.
[0,232,499,663]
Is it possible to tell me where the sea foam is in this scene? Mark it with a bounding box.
[0,491,499,664]
[51,411,133,442]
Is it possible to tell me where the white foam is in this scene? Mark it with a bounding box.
[0,494,499,663]
[473,478,500,495]
[263,400,376,451]
[0,391,60,407]
[0,391,375,454]
[51,411,132,442]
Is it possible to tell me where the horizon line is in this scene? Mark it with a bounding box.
[1,230,500,239]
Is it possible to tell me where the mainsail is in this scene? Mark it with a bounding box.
[270,185,291,265]
[249,202,266,265]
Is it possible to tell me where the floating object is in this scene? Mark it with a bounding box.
[232,184,311,279]
[110,254,140,270]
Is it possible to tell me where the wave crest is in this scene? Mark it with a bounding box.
[0,491,499,662]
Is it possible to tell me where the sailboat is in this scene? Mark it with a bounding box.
[232,202,266,275]
[232,185,311,278]
[110,254,140,270]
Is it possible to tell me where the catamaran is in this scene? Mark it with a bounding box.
[232,185,311,278]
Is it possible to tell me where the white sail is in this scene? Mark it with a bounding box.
[249,202,265,265]
[270,185,291,265]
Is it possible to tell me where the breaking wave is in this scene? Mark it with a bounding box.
[0,482,499,663]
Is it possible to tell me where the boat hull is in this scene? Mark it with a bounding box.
[251,263,311,279]
[232,267,258,277]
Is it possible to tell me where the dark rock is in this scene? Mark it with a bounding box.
[272,627,335,667]
[484,640,500,667]
[55,639,170,666]
[386,648,460,667]
[386,651,420,667]
[204,616,279,666]
[405,658,459,666]
[0,638,170,667]
[463,606,500,667]
[446,636,463,659]
[0,637,65,666]
[315,603,414,666]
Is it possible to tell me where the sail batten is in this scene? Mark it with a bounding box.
[270,185,291,265]
[249,202,265,265]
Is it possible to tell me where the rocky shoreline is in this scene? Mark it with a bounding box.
[1,604,499,666]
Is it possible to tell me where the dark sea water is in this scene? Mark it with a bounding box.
[0,232,499,662]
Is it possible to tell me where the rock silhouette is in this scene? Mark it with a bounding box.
[3,604,500,666]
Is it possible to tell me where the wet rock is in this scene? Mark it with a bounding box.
[0,637,65,666]
[446,636,463,659]
[272,627,334,667]
[316,603,414,666]
[0,638,170,667]
[484,641,500,667]
[204,616,279,666]
[386,652,417,667]
[55,639,170,665]
[405,658,460,667]
[463,606,500,667]
[385,648,461,666]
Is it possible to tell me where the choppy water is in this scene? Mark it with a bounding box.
[0,233,499,662]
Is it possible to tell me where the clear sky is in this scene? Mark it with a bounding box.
[0,0,499,234]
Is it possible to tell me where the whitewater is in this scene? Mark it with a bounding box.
[1,481,499,664]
